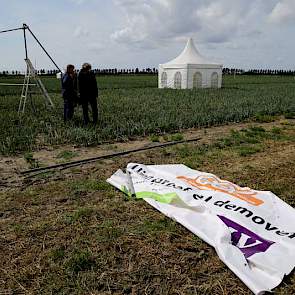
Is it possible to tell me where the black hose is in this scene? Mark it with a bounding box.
[21,137,201,175]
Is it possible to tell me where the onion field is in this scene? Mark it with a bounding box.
[0,75,295,155]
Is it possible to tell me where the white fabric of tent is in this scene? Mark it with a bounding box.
[158,38,223,89]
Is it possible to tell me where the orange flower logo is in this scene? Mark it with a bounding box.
[177,174,264,206]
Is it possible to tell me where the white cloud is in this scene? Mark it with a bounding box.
[68,0,87,4]
[268,0,295,24]
[1,0,295,70]
[74,26,90,38]
[87,42,105,52]
[111,0,274,48]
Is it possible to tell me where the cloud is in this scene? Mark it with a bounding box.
[87,42,105,52]
[74,25,90,38]
[268,0,295,24]
[1,0,295,70]
[111,0,273,48]
[68,0,87,4]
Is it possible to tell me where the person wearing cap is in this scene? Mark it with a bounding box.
[78,63,99,125]
[61,64,78,121]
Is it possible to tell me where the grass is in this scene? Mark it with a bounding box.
[1,75,295,155]
[1,122,295,294]
[49,247,66,261]
[235,144,263,156]
[170,133,184,141]
[24,152,41,168]
[150,134,160,142]
[64,207,94,224]
[1,74,295,294]
[134,218,178,236]
[56,150,79,161]
[254,114,278,123]
[68,179,112,194]
[65,250,95,273]
[170,124,294,172]
[284,112,295,119]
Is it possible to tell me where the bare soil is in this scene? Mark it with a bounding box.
[0,119,293,192]
[1,119,295,295]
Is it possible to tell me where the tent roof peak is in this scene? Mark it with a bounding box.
[163,38,221,66]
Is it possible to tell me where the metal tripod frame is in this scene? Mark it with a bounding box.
[0,23,62,113]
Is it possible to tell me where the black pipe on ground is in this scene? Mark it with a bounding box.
[21,137,202,175]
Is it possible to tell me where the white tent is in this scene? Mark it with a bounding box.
[158,38,223,89]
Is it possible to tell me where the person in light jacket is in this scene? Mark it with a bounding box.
[78,63,98,125]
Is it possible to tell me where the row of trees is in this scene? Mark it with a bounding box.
[93,68,158,75]
[1,67,295,76]
[222,68,295,76]
[0,68,159,76]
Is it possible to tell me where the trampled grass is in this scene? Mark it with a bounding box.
[1,123,295,294]
[0,75,295,155]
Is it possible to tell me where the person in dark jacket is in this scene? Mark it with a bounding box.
[62,64,78,121]
[78,63,98,125]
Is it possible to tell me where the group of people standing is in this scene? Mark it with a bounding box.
[62,63,98,125]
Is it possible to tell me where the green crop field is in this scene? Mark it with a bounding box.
[1,74,295,294]
[1,122,295,295]
[0,74,295,155]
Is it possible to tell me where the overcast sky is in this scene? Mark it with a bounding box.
[1,0,295,71]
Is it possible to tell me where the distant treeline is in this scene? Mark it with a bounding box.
[0,68,158,76]
[222,68,295,76]
[1,67,295,76]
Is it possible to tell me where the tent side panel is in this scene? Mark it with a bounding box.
[160,68,187,89]
[188,67,222,88]
[159,65,222,89]
[188,68,204,89]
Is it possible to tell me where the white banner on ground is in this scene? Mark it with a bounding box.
[107,163,295,294]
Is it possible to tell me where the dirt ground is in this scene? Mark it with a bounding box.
[1,119,295,295]
[0,118,293,192]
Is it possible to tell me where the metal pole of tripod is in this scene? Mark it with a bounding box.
[24,24,61,72]
[22,24,36,113]
[23,24,28,60]
[0,27,23,34]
